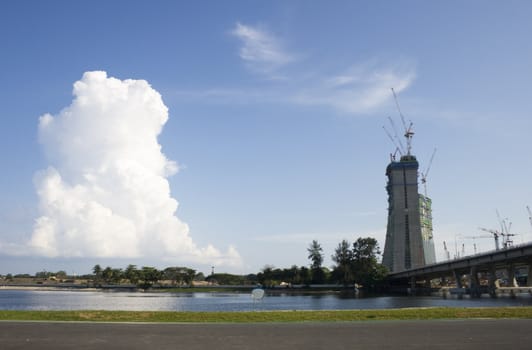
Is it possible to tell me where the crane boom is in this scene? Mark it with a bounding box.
[391,88,407,131]
[383,126,398,148]
[460,235,492,239]
[423,148,437,181]
[479,227,501,251]
[387,116,405,154]
[383,126,403,160]
[421,148,437,196]
[458,234,492,256]
[391,88,415,156]
[495,209,515,248]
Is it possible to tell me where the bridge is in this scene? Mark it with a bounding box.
[387,242,532,297]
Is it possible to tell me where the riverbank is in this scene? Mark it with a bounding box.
[1,307,532,323]
[0,283,350,294]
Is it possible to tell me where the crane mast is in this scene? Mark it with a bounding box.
[496,209,515,248]
[443,241,450,260]
[391,88,414,156]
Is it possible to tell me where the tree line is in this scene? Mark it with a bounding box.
[1,237,387,291]
[258,237,387,290]
[91,265,199,289]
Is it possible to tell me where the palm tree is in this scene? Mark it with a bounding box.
[92,264,102,285]
[307,240,325,283]
[102,266,114,284]
[92,264,102,276]
[307,240,324,269]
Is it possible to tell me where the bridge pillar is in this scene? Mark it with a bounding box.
[453,270,462,288]
[453,270,464,299]
[440,276,449,287]
[469,266,481,298]
[508,264,519,287]
[488,265,497,298]
[507,264,518,299]
[408,276,416,295]
[439,276,449,299]
[527,260,532,287]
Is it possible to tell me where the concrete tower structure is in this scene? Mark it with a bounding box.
[382,90,437,272]
[382,153,437,272]
[382,154,426,272]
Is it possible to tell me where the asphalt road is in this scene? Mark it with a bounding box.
[1,319,532,350]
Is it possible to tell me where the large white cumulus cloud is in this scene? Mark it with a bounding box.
[30,71,241,266]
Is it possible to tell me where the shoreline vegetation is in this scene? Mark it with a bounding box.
[0,307,531,323]
[0,237,389,293]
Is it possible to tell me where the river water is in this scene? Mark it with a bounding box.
[1,290,532,311]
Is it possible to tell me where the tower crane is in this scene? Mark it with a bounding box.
[387,116,406,154]
[496,209,515,248]
[443,241,450,260]
[502,231,515,248]
[479,227,501,251]
[391,88,415,156]
[421,148,437,197]
[383,122,403,161]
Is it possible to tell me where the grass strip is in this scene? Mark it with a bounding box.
[1,307,532,323]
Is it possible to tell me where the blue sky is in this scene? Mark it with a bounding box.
[0,0,531,275]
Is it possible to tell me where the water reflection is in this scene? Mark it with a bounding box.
[0,290,531,311]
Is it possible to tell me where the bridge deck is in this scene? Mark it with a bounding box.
[388,242,532,280]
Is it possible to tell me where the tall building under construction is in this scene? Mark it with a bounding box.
[382,127,436,272]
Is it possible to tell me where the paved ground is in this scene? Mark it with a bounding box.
[1,319,532,349]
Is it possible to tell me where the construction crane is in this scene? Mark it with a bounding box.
[479,227,501,251]
[391,88,415,156]
[443,241,451,260]
[420,148,437,196]
[458,234,493,254]
[382,123,403,162]
[502,231,515,248]
[496,209,515,248]
[387,116,406,154]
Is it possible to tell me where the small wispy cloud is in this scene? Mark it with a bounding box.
[173,23,416,116]
[293,61,416,114]
[173,60,415,115]
[231,22,295,77]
